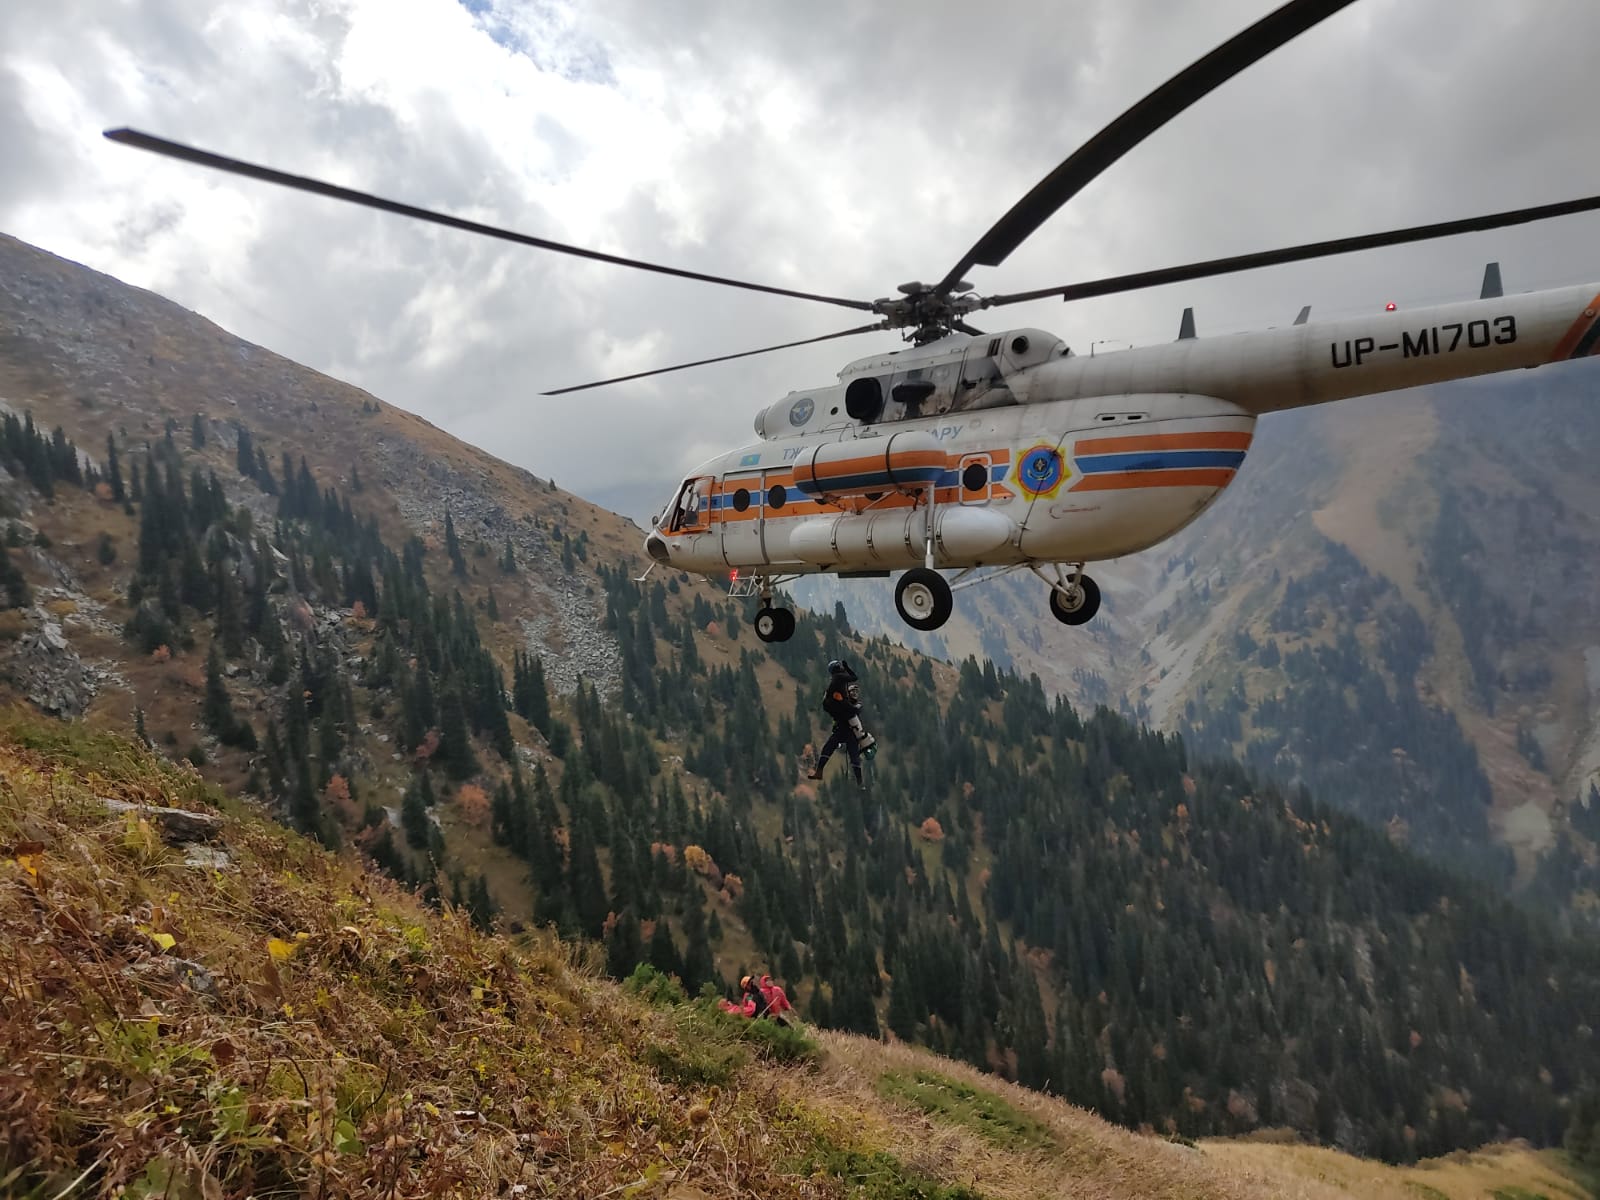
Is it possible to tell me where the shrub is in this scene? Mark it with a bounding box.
[624,962,686,1007]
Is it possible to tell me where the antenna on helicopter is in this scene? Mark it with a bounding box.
[1293,305,1312,325]
[1177,308,1197,340]
[1481,262,1504,299]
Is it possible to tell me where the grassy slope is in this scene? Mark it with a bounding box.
[2,710,1591,1200]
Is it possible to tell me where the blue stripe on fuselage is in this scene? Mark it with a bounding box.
[1074,449,1247,474]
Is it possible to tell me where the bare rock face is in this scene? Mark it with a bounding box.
[5,617,99,717]
[101,797,225,845]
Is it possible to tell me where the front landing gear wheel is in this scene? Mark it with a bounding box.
[1049,574,1101,625]
[754,606,795,642]
[895,567,953,631]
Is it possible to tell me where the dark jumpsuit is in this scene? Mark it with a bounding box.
[816,665,863,784]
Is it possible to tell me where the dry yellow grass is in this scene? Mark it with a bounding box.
[1202,1139,1591,1200]
[791,1034,1595,1200]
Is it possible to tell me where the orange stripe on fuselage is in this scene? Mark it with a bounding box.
[802,451,946,481]
[1551,292,1600,360]
[1070,468,1237,492]
[1076,431,1254,455]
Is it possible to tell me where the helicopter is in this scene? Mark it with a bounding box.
[105,0,1600,644]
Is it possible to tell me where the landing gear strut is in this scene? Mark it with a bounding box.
[895,567,953,631]
[1043,563,1100,626]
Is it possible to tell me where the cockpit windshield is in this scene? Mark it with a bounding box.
[663,477,711,533]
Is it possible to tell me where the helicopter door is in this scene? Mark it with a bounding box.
[718,470,767,567]
[958,453,992,505]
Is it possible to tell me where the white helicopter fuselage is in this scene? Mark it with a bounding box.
[645,281,1600,582]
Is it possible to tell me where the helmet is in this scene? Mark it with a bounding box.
[740,975,753,990]
[827,660,844,674]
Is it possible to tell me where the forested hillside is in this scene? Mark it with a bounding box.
[4,231,1600,1167]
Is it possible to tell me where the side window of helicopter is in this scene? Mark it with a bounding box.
[845,376,885,424]
[928,361,957,414]
[952,341,1004,413]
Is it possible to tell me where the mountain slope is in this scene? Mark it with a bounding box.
[4,231,1600,1165]
[4,710,1595,1200]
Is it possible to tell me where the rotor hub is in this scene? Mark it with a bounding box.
[872,283,984,341]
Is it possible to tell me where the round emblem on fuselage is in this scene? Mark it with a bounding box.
[1016,444,1066,500]
[789,397,815,426]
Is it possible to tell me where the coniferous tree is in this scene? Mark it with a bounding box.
[647,918,682,982]
[235,425,254,477]
[445,510,466,577]
[681,887,717,994]
[191,413,206,449]
[202,645,235,739]
[437,685,479,780]
[254,447,276,493]
[468,874,494,932]
[402,775,432,850]
[606,909,643,978]
[0,547,28,609]
[106,432,125,502]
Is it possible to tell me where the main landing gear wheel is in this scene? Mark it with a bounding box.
[895,567,953,632]
[1049,574,1101,625]
[754,606,795,643]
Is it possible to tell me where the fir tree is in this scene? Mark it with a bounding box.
[437,685,479,780]
[647,918,682,982]
[203,645,237,740]
[106,433,125,502]
[606,909,643,979]
[0,547,28,609]
[445,510,466,577]
[402,775,432,850]
[235,425,254,477]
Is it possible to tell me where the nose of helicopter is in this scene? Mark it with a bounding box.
[644,531,671,564]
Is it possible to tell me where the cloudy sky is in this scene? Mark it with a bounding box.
[4,0,1600,518]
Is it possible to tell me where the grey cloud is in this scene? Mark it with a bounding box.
[2,0,1599,507]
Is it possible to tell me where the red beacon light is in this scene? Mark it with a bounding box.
[1384,302,1397,311]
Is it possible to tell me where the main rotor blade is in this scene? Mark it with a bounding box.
[937,0,1357,291]
[104,128,875,313]
[542,322,889,395]
[980,192,1600,310]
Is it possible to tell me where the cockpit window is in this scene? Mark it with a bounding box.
[666,477,710,533]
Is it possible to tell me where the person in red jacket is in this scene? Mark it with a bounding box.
[757,974,794,1020]
[740,973,794,1026]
